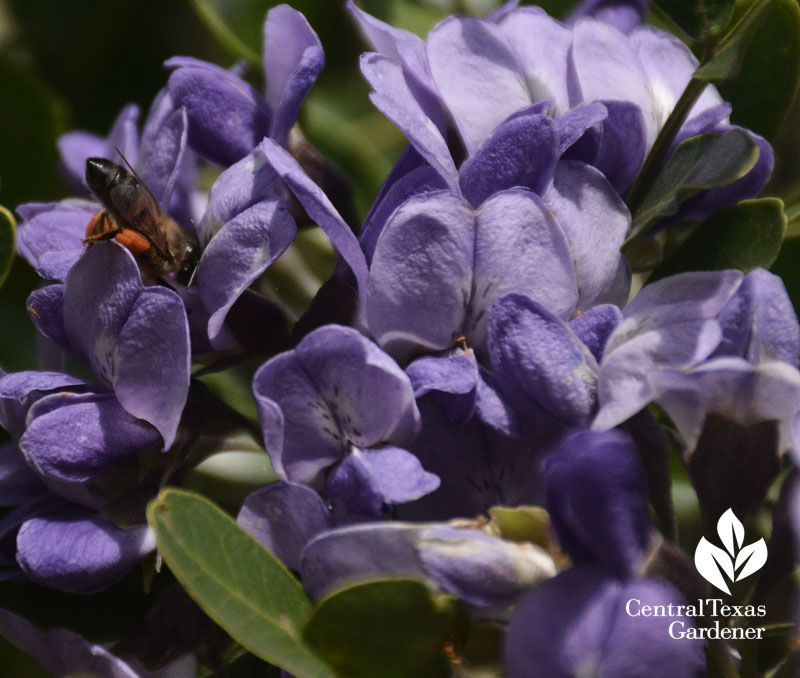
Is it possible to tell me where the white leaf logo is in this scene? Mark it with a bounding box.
[694,509,768,595]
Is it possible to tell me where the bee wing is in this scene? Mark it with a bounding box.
[107,149,174,262]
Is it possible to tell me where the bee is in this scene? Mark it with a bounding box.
[84,157,200,286]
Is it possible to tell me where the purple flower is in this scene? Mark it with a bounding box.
[351,2,771,217]
[27,242,190,449]
[166,4,323,166]
[505,430,704,677]
[252,324,437,518]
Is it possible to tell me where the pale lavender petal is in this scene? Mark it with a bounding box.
[468,189,578,354]
[498,7,574,115]
[253,352,339,484]
[594,271,744,430]
[0,370,88,437]
[487,0,521,23]
[264,5,324,146]
[63,243,143,384]
[300,522,426,598]
[237,482,331,571]
[489,294,599,426]
[427,15,532,153]
[630,26,725,132]
[571,18,658,147]
[418,526,555,607]
[295,326,420,446]
[328,445,439,514]
[166,56,269,166]
[347,1,424,63]
[17,199,98,280]
[106,103,141,166]
[112,286,190,448]
[367,191,474,359]
[360,164,448,264]
[714,268,800,365]
[544,160,631,310]
[20,391,160,483]
[361,53,458,188]
[405,351,479,399]
[569,303,623,362]
[137,105,189,205]
[260,139,369,302]
[57,132,106,193]
[253,326,419,485]
[198,199,296,345]
[16,506,155,593]
[459,112,559,208]
[544,430,649,578]
[196,146,280,246]
[651,358,800,455]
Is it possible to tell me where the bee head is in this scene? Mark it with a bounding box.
[85,158,121,196]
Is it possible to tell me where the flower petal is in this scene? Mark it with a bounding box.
[360,52,458,189]
[16,200,98,280]
[569,303,623,362]
[198,199,296,345]
[112,286,190,449]
[544,430,650,578]
[544,160,631,310]
[16,505,155,593]
[489,293,598,426]
[166,57,269,166]
[260,138,369,304]
[237,481,331,571]
[367,190,475,359]
[459,111,559,208]
[20,391,160,483]
[571,18,657,147]
[427,15,532,154]
[264,5,324,146]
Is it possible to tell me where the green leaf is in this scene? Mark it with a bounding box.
[628,129,758,242]
[694,0,777,82]
[650,198,786,280]
[147,489,334,678]
[653,0,736,41]
[0,205,15,289]
[188,0,266,66]
[303,578,464,678]
[718,0,800,140]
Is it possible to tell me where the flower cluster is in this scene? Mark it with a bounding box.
[1,1,799,676]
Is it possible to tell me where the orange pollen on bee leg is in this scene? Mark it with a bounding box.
[85,211,109,240]
[115,229,151,255]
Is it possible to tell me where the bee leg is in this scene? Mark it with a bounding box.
[83,210,121,245]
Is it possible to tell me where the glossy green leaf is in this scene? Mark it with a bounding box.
[718,0,800,140]
[147,489,334,678]
[0,206,15,290]
[303,578,464,678]
[650,198,786,280]
[188,0,267,66]
[653,0,736,40]
[628,129,758,242]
